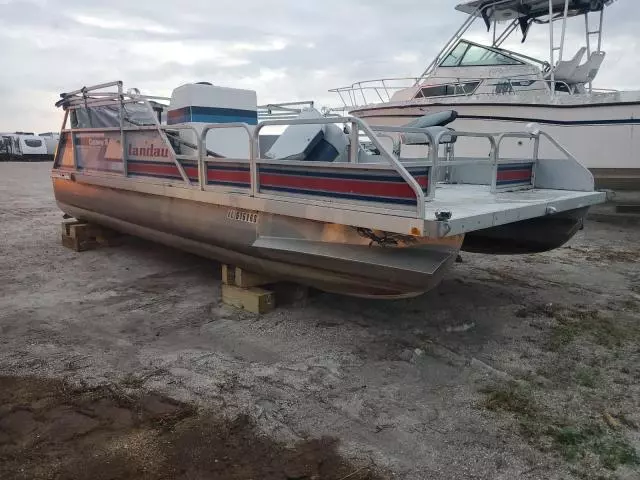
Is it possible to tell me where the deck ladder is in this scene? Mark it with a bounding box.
[548,0,571,95]
[584,7,605,93]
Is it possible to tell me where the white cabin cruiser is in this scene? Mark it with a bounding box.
[331,0,639,190]
[51,81,604,298]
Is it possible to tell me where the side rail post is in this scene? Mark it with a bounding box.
[159,124,202,186]
[429,131,498,189]
[347,118,429,219]
[117,124,201,185]
[493,132,538,193]
[134,97,192,186]
[53,110,69,169]
[200,123,255,194]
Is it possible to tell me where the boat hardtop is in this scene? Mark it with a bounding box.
[333,0,622,107]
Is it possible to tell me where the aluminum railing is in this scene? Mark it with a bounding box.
[257,101,315,121]
[58,81,561,220]
[198,117,431,219]
[61,115,549,218]
[329,77,419,106]
[60,124,201,185]
[330,74,588,108]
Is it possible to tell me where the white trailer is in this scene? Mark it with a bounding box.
[0,132,51,161]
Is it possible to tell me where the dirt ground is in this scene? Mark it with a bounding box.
[1,162,639,480]
[0,376,381,480]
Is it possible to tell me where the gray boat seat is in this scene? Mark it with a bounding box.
[566,51,606,85]
[544,47,586,83]
[400,111,458,145]
[404,110,458,128]
[401,126,456,145]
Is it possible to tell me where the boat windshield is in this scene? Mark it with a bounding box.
[440,41,523,67]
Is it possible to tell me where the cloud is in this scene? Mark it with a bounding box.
[0,0,636,132]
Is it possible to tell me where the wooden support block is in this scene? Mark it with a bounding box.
[61,232,99,252]
[61,219,84,237]
[221,264,236,285]
[60,220,123,251]
[221,284,275,314]
[69,223,100,240]
[234,267,274,288]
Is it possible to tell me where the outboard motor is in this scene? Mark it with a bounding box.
[265,108,349,162]
[167,83,258,158]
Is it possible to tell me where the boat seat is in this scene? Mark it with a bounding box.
[565,51,606,86]
[544,47,587,83]
[400,110,458,145]
[404,110,458,128]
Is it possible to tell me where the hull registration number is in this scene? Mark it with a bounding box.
[227,209,258,224]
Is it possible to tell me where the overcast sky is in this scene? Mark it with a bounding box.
[0,0,637,133]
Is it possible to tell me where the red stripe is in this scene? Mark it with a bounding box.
[413,175,428,189]
[128,163,181,177]
[259,173,427,198]
[207,170,251,184]
[183,166,199,179]
[497,169,532,182]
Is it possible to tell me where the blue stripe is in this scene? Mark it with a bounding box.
[190,106,255,117]
[129,172,183,180]
[192,114,257,124]
[497,179,532,186]
[168,106,257,125]
[260,185,416,205]
[360,106,640,126]
[458,114,640,126]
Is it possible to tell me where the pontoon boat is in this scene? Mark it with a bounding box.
[51,81,605,298]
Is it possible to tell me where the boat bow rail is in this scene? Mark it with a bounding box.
[329,73,582,109]
[52,81,605,239]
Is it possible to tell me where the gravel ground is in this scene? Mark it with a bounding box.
[1,162,639,480]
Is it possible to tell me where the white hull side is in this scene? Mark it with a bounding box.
[352,102,640,171]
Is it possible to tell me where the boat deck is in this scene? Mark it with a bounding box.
[423,184,605,236]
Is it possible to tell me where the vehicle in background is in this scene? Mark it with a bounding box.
[39,132,61,157]
[0,132,53,161]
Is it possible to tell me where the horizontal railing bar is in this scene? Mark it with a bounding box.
[63,80,123,96]
[202,158,250,164]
